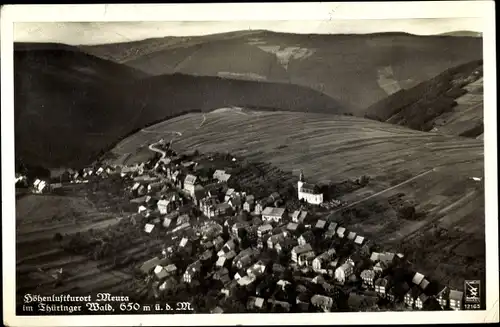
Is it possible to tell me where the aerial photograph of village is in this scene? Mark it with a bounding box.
[13,17,486,315]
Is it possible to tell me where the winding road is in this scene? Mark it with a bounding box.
[148,140,168,159]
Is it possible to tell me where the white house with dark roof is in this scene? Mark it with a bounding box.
[437,286,450,308]
[354,235,365,245]
[292,210,308,223]
[261,207,286,223]
[347,231,357,241]
[412,272,425,286]
[315,220,327,230]
[183,174,198,197]
[449,290,463,310]
[361,269,376,288]
[336,226,346,238]
[243,195,255,212]
[335,262,354,284]
[257,224,273,238]
[291,243,314,264]
[183,261,202,284]
[312,248,336,273]
[297,170,323,205]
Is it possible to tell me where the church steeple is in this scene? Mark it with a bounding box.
[299,170,305,182]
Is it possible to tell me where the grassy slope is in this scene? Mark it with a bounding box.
[15,44,343,169]
[82,30,483,113]
[111,109,484,288]
[365,60,484,137]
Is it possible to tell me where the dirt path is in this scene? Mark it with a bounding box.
[196,114,207,129]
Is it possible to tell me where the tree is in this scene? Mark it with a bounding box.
[398,204,416,220]
[53,232,63,243]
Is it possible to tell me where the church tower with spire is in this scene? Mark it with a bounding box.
[298,170,305,193]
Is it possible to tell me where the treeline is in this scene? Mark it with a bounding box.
[365,60,483,133]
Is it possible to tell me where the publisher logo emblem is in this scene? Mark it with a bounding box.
[464,280,480,304]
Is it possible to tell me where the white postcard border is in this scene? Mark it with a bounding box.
[2,2,498,326]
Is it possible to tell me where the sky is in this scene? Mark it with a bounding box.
[14,18,483,46]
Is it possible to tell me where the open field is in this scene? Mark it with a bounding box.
[110,109,485,288]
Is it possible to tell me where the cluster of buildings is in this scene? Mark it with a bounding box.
[20,142,470,313]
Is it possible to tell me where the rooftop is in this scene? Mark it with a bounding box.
[262,207,286,217]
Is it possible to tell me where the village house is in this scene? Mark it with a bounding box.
[216,203,232,216]
[375,276,392,298]
[243,195,255,212]
[387,282,410,303]
[286,222,300,235]
[436,286,450,309]
[297,171,324,205]
[237,275,257,287]
[335,262,355,284]
[261,207,287,223]
[292,210,309,224]
[312,248,336,273]
[212,236,224,251]
[183,261,202,284]
[354,235,365,245]
[228,195,243,210]
[361,269,376,288]
[275,238,297,254]
[324,229,336,239]
[379,252,397,266]
[224,188,236,202]
[254,199,269,215]
[419,278,430,291]
[245,225,258,243]
[311,294,333,312]
[144,223,155,234]
[183,174,199,197]
[291,243,315,266]
[412,272,425,287]
[347,231,357,241]
[153,265,170,280]
[216,256,227,269]
[336,226,346,238]
[257,224,273,238]
[218,239,237,257]
[221,280,239,297]
[298,231,315,246]
[213,170,231,183]
[404,286,422,308]
[315,219,327,230]
[370,252,381,262]
[192,185,207,206]
[211,307,224,314]
[213,267,229,281]
[147,181,164,194]
[246,260,267,279]
[268,299,291,312]
[231,222,249,239]
[247,296,265,311]
[32,179,48,194]
[373,261,389,275]
[449,289,464,311]
[157,194,177,214]
[415,293,429,310]
[139,257,163,275]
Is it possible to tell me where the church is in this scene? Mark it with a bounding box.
[297,170,324,205]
